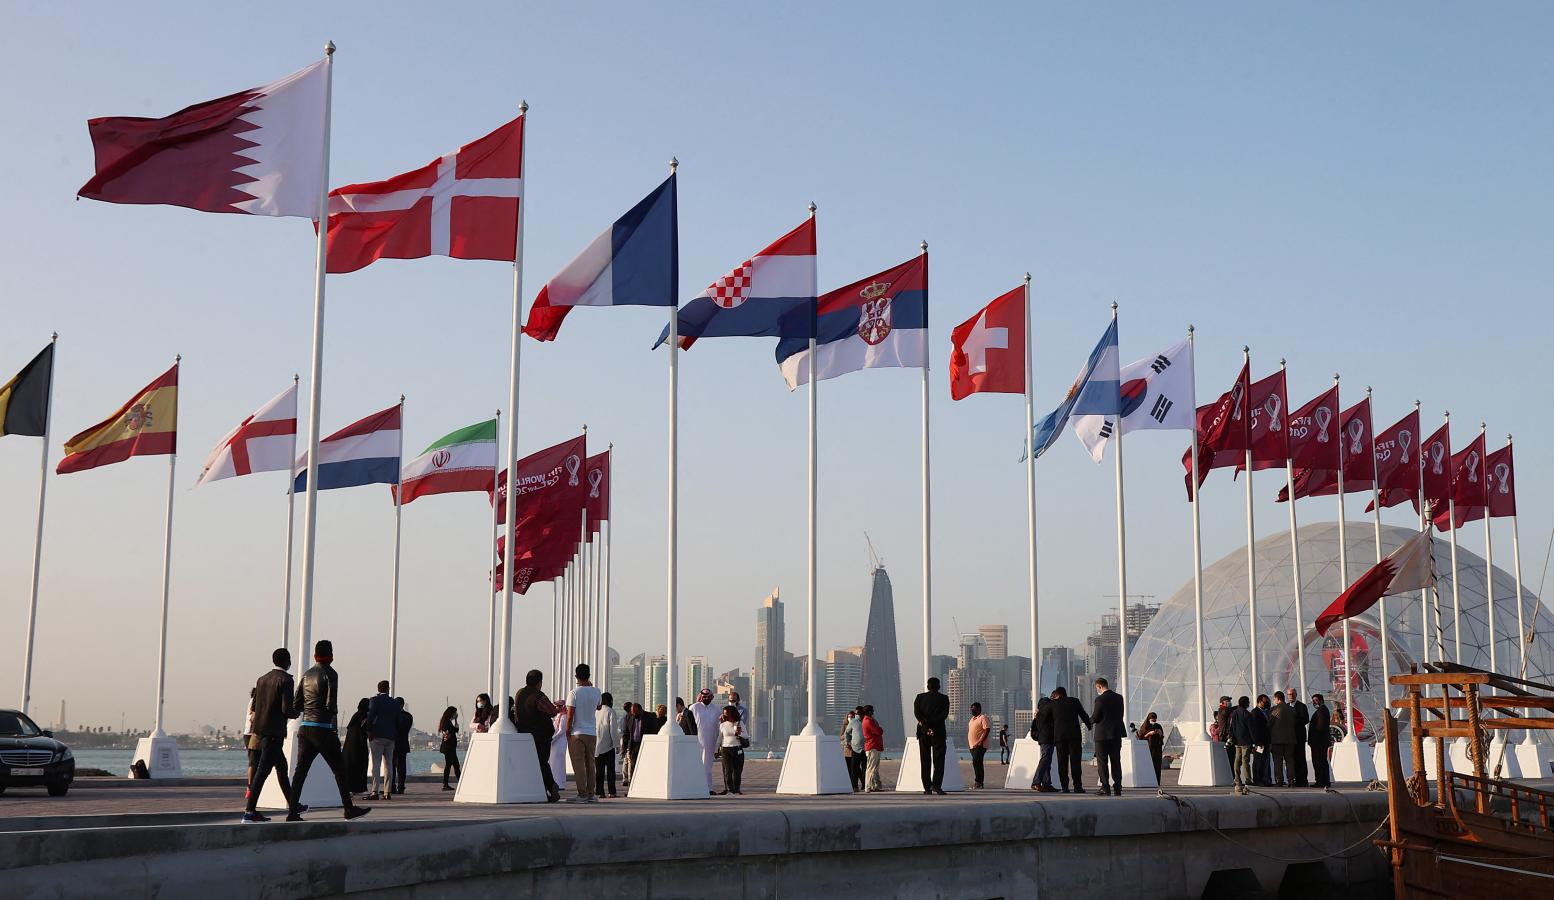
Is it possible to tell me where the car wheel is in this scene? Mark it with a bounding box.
[46,782,68,797]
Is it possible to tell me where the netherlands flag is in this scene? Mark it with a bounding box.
[657,216,816,349]
[293,403,402,492]
[522,174,678,341]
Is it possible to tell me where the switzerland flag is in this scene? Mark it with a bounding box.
[325,116,523,274]
[948,286,1025,400]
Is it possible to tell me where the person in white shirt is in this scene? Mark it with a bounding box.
[717,705,747,794]
[594,692,622,798]
[562,664,602,802]
[690,688,722,795]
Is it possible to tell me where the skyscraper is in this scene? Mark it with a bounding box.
[823,647,864,730]
[859,563,905,747]
[753,589,785,743]
[645,655,668,713]
[686,656,712,696]
[978,625,1009,659]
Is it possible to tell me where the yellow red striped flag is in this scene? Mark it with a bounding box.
[57,363,178,474]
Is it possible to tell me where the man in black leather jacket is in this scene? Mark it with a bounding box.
[291,640,370,820]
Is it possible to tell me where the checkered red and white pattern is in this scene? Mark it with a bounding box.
[707,261,754,308]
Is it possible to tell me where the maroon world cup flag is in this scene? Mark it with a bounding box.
[1275,385,1341,502]
[1369,409,1422,511]
[1419,423,1453,517]
[489,433,587,527]
[1181,360,1250,498]
[1434,433,1488,531]
[1486,443,1516,519]
[584,450,610,536]
[1235,370,1290,475]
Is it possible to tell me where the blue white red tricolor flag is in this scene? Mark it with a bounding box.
[523,175,678,341]
[775,252,927,389]
[293,404,402,492]
[1073,337,1194,462]
[1029,319,1120,460]
[657,216,816,349]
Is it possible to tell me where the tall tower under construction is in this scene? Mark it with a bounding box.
[860,560,905,748]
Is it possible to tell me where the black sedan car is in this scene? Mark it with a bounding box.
[0,708,74,796]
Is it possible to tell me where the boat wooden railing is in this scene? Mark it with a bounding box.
[1443,771,1554,834]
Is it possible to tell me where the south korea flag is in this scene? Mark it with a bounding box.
[1073,338,1195,462]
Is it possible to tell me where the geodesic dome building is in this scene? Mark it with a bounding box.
[1130,521,1554,752]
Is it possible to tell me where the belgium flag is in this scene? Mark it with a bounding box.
[0,342,54,438]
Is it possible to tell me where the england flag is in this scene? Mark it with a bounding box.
[1074,338,1194,462]
[196,383,298,486]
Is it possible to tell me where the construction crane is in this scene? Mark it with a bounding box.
[864,532,885,572]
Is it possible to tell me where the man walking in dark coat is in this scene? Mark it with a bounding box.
[392,698,412,795]
[913,678,951,794]
[1048,686,1092,793]
[1268,691,1299,787]
[1090,677,1126,796]
[1308,693,1334,789]
[243,648,304,823]
[1230,695,1255,795]
[1287,687,1311,787]
[292,640,371,819]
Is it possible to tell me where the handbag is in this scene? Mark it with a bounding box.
[738,724,750,749]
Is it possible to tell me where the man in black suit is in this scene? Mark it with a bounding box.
[1090,677,1126,796]
[913,677,951,794]
[1287,687,1311,787]
[1307,693,1334,789]
[1048,686,1092,793]
[1030,695,1057,792]
[243,648,303,823]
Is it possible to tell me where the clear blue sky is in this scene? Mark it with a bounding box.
[3,3,1550,733]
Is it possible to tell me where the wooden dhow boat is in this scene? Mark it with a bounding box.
[1377,663,1554,897]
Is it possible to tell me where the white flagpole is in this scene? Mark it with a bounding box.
[296,41,335,672]
[488,408,500,700]
[1189,327,1208,740]
[388,395,405,691]
[1446,411,1461,662]
[579,506,589,672]
[803,203,820,737]
[1416,401,1433,668]
[1110,304,1130,703]
[665,158,681,729]
[1024,276,1039,709]
[151,355,181,737]
[1509,434,1533,746]
[493,102,528,733]
[1242,347,1258,700]
[551,580,559,688]
[603,444,613,677]
[1367,387,1391,716]
[562,560,572,673]
[1335,374,1357,745]
[1480,423,1495,675]
[1283,360,1307,702]
[920,241,932,694]
[280,374,299,649]
[19,333,56,718]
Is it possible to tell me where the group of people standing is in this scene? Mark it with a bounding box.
[1023,678,1134,796]
[1213,689,1334,793]
[840,705,887,791]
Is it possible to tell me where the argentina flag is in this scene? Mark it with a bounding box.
[1029,318,1120,460]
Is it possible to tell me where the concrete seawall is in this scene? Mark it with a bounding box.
[5,789,1388,898]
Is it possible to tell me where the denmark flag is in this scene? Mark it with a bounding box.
[949,286,1025,400]
[325,116,523,274]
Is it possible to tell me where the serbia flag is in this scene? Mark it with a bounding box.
[775,251,928,389]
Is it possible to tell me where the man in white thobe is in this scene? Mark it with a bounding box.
[690,688,722,795]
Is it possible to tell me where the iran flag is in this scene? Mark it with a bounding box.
[1315,529,1435,635]
[397,418,498,504]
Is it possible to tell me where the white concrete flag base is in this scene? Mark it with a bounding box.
[1329,737,1377,783]
[1448,737,1474,775]
[1178,737,1233,787]
[776,733,853,795]
[894,737,966,792]
[130,732,183,779]
[1515,739,1554,780]
[453,730,548,804]
[1488,736,1523,779]
[1002,737,1042,790]
[627,731,708,800]
[258,721,347,810]
[1118,736,1159,789]
[550,731,567,786]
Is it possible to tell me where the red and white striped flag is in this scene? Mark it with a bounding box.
[196,383,298,486]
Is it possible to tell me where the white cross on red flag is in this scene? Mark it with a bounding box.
[325,115,523,274]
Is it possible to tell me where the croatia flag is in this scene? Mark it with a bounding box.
[523,175,678,341]
[657,216,816,349]
[293,404,402,492]
[775,252,927,389]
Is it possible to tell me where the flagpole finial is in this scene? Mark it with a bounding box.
[920,240,928,254]
[519,100,528,114]
[669,157,678,173]
[1367,386,1373,397]
[1025,272,1032,285]
[1414,399,1421,410]
[399,394,405,404]
[324,40,335,56]
[1333,372,1340,384]
[51,332,58,342]
[1279,357,1286,367]
[175,353,181,364]
[808,201,816,215]
[1242,344,1249,355]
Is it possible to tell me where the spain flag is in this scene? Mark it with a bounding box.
[57,363,178,474]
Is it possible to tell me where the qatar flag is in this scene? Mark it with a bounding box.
[1369,409,1422,511]
[949,286,1025,400]
[79,59,328,218]
[1315,529,1436,636]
